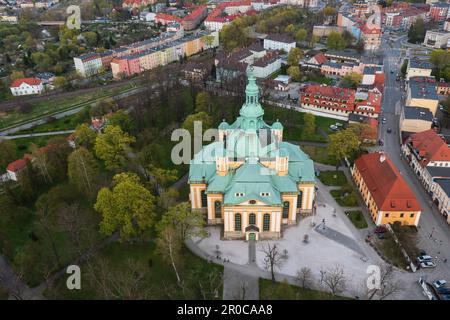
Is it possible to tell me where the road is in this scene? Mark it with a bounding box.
[2,130,75,139]
[378,33,450,288]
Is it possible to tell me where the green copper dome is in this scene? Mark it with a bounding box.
[271,119,283,130]
[239,67,264,124]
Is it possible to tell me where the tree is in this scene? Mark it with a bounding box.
[261,243,284,282]
[94,172,156,240]
[310,34,320,48]
[296,267,312,289]
[29,143,52,184]
[287,47,303,66]
[67,147,99,196]
[0,139,16,170]
[158,202,206,242]
[365,265,402,300]
[108,109,134,134]
[195,91,211,113]
[295,28,307,43]
[408,18,426,44]
[31,52,53,72]
[287,66,301,82]
[94,125,135,171]
[327,128,361,170]
[146,164,178,195]
[219,19,251,51]
[400,59,408,77]
[341,72,362,89]
[10,70,25,81]
[430,49,450,79]
[303,113,316,137]
[53,76,68,89]
[322,265,347,296]
[156,224,183,284]
[182,111,212,148]
[327,32,346,51]
[74,123,97,149]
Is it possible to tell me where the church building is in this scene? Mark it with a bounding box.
[188,69,316,240]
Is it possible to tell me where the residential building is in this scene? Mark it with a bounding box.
[402,129,450,222]
[6,159,28,181]
[352,152,421,226]
[406,57,433,80]
[360,25,382,50]
[263,33,296,53]
[122,0,155,8]
[354,91,382,118]
[181,5,208,31]
[429,1,450,21]
[437,81,450,94]
[252,51,282,78]
[406,76,439,115]
[204,1,254,31]
[320,60,364,77]
[423,29,450,48]
[400,106,433,136]
[73,53,103,77]
[300,85,356,118]
[188,69,316,240]
[9,78,43,96]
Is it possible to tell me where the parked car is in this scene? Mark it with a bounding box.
[335,122,343,127]
[329,124,338,131]
[417,255,433,263]
[433,280,447,289]
[374,226,387,234]
[381,118,387,124]
[437,287,450,294]
[420,261,436,268]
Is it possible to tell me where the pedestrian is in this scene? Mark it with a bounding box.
[444,259,447,263]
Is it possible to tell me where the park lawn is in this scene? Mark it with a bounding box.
[345,210,368,229]
[300,145,336,166]
[330,189,359,207]
[259,279,350,300]
[317,170,347,186]
[44,242,224,300]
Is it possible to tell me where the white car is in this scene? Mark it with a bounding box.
[420,261,436,268]
[329,125,338,131]
[433,280,447,289]
[417,255,433,263]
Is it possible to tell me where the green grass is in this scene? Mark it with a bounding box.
[259,279,350,300]
[0,85,133,130]
[345,210,368,229]
[44,242,224,300]
[330,189,359,207]
[375,233,408,270]
[13,112,88,135]
[300,145,336,165]
[317,170,347,186]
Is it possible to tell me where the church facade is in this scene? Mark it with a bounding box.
[188,70,316,240]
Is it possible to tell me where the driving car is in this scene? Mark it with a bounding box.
[420,261,436,268]
[437,287,450,294]
[387,128,392,133]
[433,280,447,289]
[382,118,387,124]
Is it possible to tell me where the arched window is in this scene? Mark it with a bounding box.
[263,214,270,231]
[214,201,222,219]
[201,190,207,208]
[249,213,256,225]
[235,213,242,232]
[297,191,303,209]
[282,201,290,219]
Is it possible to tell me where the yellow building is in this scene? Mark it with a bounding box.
[352,152,421,226]
[188,70,316,240]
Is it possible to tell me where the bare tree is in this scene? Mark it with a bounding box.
[233,280,248,300]
[366,265,403,300]
[156,225,182,284]
[261,243,284,282]
[296,267,312,289]
[322,265,347,296]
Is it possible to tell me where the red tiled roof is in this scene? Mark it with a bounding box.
[7,159,28,172]
[155,13,182,22]
[355,152,421,212]
[182,5,207,21]
[312,53,327,65]
[355,92,382,114]
[409,129,450,166]
[10,78,41,88]
[303,84,355,101]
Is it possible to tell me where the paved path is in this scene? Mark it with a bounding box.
[315,224,366,256]
[3,130,75,139]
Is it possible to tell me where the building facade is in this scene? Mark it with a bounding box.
[9,78,43,96]
[188,69,316,240]
[352,152,422,226]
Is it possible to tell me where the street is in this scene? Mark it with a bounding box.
[378,33,450,287]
